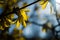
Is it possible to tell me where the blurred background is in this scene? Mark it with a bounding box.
[0,0,60,40]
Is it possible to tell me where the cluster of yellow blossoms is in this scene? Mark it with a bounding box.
[0,0,29,30]
[0,0,52,33]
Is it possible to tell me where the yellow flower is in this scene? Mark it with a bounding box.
[0,4,15,30]
[0,26,4,30]
[40,0,48,9]
[0,1,29,30]
[42,28,46,32]
[16,8,29,28]
[0,13,16,30]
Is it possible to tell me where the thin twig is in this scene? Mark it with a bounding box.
[3,0,41,16]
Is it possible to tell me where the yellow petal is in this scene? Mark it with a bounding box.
[6,18,15,24]
[24,9,30,12]
[40,1,45,5]
[4,22,9,27]
[16,20,20,28]
[42,28,46,32]
[10,14,14,19]
[0,26,4,30]
[40,1,48,9]
[23,21,26,28]
[20,10,28,21]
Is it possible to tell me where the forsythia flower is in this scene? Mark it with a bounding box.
[16,8,29,28]
[40,0,48,9]
[0,4,16,30]
[0,14,16,30]
[0,0,29,30]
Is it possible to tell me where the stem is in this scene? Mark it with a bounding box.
[20,0,41,9]
[4,0,41,16]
